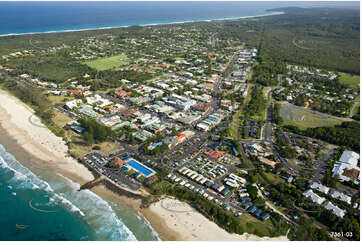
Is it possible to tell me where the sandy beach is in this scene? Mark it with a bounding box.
[0,89,94,184]
[141,198,289,241]
[0,89,288,241]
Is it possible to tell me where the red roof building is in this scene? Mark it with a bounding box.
[115,89,132,98]
[69,90,83,96]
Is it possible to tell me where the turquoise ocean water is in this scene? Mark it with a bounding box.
[0,1,358,241]
[0,144,160,241]
[0,1,355,36]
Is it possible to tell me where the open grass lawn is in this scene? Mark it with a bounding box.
[338,72,360,89]
[84,54,129,71]
[98,141,122,155]
[243,84,253,107]
[351,103,360,117]
[262,172,285,185]
[47,94,74,105]
[69,136,91,158]
[51,110,72,128]
[351,95,360,117]
[280,102,342,130]
[239,213,274,237]
[69,134,122,158]
[228,109,242,140]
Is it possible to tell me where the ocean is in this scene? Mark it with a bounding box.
[0,1,355,36]
[0,144,160,241]
[0,1,357,241]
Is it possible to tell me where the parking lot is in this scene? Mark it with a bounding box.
[83,152,141,190]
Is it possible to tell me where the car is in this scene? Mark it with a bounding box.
[235,212,242,217]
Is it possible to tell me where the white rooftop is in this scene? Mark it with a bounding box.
[323,200,346,218]
[339,150,359,167]
[309,182,330,194]
[303,189,325,205]
[329,190,352,204]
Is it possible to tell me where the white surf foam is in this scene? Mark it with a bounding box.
[56,173,137,241]
[0,11,284,37]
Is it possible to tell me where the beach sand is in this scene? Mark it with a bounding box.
[0,89,288,241]
[0,89,93,184]
[141,198,289,241]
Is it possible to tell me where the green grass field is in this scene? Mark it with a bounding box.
[280,102,342,129]
[338,72,360,89]
[84,54,129,71]
[47,95,75,105]
[228,109,242,140]
[239,213,274,237]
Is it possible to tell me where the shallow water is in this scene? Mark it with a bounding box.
[0,144,160,241]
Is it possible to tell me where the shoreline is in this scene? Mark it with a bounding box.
[0,11,284,37]
[140,198,289,241]
[0,89,289,241]
[0,89,94,184]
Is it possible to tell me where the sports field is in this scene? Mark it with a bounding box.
[280,102,342,129]
[84,54,129,71]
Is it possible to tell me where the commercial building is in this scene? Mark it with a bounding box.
[86,94,112,107]
[134,130,154,142]
[78,104,98,118]
[65,99,83,109]
[332,150,360,184]
[165,94,196,111]
[97,115,121,127]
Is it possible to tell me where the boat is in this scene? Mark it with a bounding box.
[16,224,29,229]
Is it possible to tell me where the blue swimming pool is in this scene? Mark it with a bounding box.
[127,159,153,177]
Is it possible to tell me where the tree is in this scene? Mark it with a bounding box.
[83,132,94,145]
[247,184,258,199]
[250,175,259,184]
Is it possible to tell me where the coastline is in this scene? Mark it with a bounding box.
[0,11,284,37]
[0,89,288,241]
[141,198,289,241]
[0,89,94,185]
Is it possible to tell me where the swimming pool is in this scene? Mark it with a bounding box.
[127,159,154,177]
